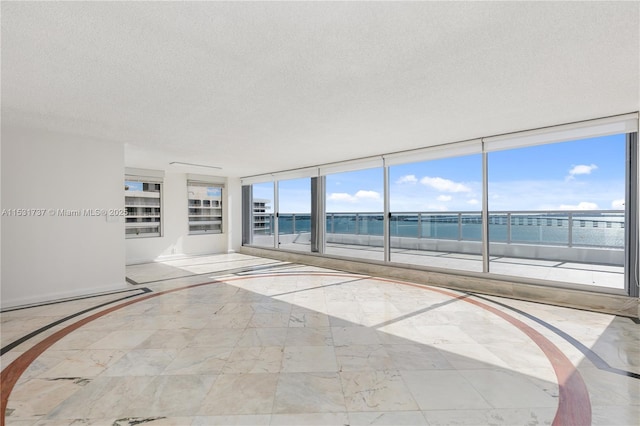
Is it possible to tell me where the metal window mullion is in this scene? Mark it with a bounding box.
[242,185,252,245]
[568,212,573,248]
[481,148,490,273]
[319,176,326,253]
[311,176,325,253]
[273,181,279,248]
[384,163,390,262]
[626,132,639,297]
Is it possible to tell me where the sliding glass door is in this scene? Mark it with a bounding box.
[487,134,627,289]
[325,168,384,262]
[389,154,483,272]
[277,178,312,252]
[251,182,275,248]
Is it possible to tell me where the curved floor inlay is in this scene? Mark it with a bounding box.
[3,263,634,425]
[0,288,152,356]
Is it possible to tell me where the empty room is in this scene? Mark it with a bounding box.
[1,2,639,425]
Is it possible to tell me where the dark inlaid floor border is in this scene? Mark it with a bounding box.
[472,293,640,380]
[0,287,152,356]
[125,261,294,285]
[0,287,151,313]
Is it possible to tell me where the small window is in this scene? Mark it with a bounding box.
[125,180,162,238]
[188,181,223,234]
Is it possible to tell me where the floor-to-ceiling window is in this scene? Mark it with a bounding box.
[325,167,384,261]
[277,178,311,253]
[251,181,275,248]
[241,114,638,297]
[389,153,483,272]
[487,134,627,289]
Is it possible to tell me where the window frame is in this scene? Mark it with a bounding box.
[124,176,163,239]
[187,180,224,235]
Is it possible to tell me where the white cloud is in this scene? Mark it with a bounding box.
[328,192,357,203]
[566,164,598,180]
[420,176,471,193]
[354,190,381,200]
[467,199,479,205]
[437,195,452,202]
[328,190,381,204]
[611,199,625,209]
[396,174,418,184]
[559,201,599,210]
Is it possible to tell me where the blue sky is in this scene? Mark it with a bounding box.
[256,134,626,213]
[125,181,143,191]
[207,187,222,197]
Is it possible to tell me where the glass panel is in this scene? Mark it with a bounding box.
[325,168,384,261]
[488,134,626,289]
[125,180,161,238]
[277,178,311,252]
[251,182,274,248]
[571,212,625,247]
[389,154,482,272]
[187,183,222,234]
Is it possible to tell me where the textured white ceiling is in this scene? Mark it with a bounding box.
[2,2,638,177]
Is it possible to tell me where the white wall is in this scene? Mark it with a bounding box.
[1,125,126,308]
[227,177,243,253]
[125,172,229,264]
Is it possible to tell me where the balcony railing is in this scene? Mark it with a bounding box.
[255,210,625,249]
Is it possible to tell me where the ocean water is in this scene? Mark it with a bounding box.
[269,212,625,249]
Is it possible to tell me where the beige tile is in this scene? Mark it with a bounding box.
[124,375,217,416]
[335,345,394,372]
[274,372,346,414]
[285,327,333,346]
[340,370,419,412]
[48,330,111,351]
[113,418,195,426]
[288,311,330,328]
[237,328,288,347]
[135,329,199,350]
[101,349,177,377]
[46,376,155,419]
[384,344,453,370]
[332,326,381,346]
[198,373,279,415]
[282,346,338,373]
[401,370,491,410]
[222,346,284,374]
[422,408,556,425]
[6,377,89,419]
[162,346,231,375]
[191,415,272,425]
[348,411,428,425]
[189,328,244,347]
[206,313,252,329]
[87,330,157,350]
[40,349,127,378]
[459,368,558,408]
[591,404,640,426]
[248,313,290,328]
[270,412,350,425]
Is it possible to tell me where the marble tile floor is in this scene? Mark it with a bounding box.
[1,253,638,425]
